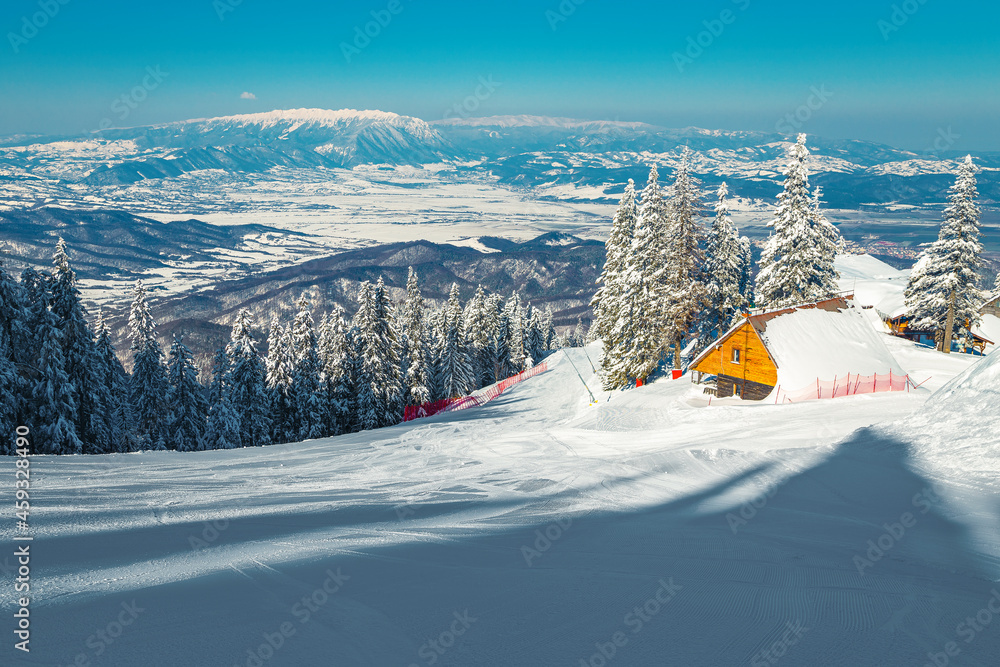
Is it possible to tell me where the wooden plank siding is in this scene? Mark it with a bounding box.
[692,321,778,398]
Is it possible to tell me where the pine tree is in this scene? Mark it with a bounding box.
[494,307,514,381]
[439,284,475,398]
[573,318,588,347]
[756,134,841,308]
[290,294,323,440]
[94,309,136,453]
[203,349,240,450]
[810,187,842,298]
[701,182,745,345]
[0,264,26,453]
[338,326,361,433]
[542,307,557,352]
[225,309,271,447]
[505,292,526,373]
[32,305,82,455]
[592,179,639,346]
[128,280,168,447]
[463,285,494,389]
[426,306,447,401]
[608,166,669,387]
[265,316,296,443]
[661,147,708,369]
[738,236,755,309]
[400,268,432,405]
[0,335,19,456]
[51,239,113,454]
[317,309,350,436]
[525,305,545,363]
[166,335,208,451]
[19,269,49,381]
[905,155,983,349]
[353,279,404,429]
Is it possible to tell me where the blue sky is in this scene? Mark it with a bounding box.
[1,0,998,150]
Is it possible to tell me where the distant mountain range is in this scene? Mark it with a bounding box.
[96,231,605,370]
[1,108,996,212]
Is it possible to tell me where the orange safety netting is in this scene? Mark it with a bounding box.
[773,371,911,404]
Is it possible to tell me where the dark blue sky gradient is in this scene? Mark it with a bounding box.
[1,0,997,150]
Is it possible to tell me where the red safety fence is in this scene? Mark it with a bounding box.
[403,399,455,422]
[774,370,911,404]
[403,362,550,422]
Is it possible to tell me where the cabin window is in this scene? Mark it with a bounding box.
[734,383,742,397]
[731,348,741,364]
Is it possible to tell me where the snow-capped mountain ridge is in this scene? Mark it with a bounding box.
[0,108,996,209]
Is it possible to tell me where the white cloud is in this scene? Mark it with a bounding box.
[240,91,257,100]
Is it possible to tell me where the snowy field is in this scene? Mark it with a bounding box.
[3,331,999,665]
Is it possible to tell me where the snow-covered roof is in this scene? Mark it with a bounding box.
[754,298,906,389]
[973,314,1000,347]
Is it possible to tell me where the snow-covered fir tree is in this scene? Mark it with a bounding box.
[19,269,49,371]
[810,187,842,298]
[353,279,404,429]
[493,298,515,381]
[904,155,983,349]
[700,182,746,345]
[317,308,351,435]
[0,334,19,455]
[526,305,546,363]
[32,304,82,455]
[592,179,638,348]
[400,268,432,406]
[738,236,755,308]
[128,280,168,447]
[51,239,113,453]
[94,309,136,453]
[203,349,240,450]
[505,292,526,373]
[756,134,841,309]
[0,264,26,452]
[663,148,708,368]
[542,307,557,352]
[166,334,208,451]
[573,318,588,347]
[225,309,271,447]
[265,316,296,443]
[438,283,475,398]
[463,285,495,388]
[606,166,668,387]
[290,294,323,440]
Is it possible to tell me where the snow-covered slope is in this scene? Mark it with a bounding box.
[2,341,996,666]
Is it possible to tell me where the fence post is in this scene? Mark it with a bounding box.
[817,377,820,399]
[775,386,781,405]
[889,369,892,392]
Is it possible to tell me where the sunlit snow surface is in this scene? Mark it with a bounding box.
[2,332,999,665]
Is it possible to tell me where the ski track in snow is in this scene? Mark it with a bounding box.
[2,343,999,666]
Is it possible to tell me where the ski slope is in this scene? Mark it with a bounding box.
[2,341,999,666]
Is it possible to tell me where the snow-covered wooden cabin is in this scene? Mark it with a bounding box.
[690,295,904,400]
